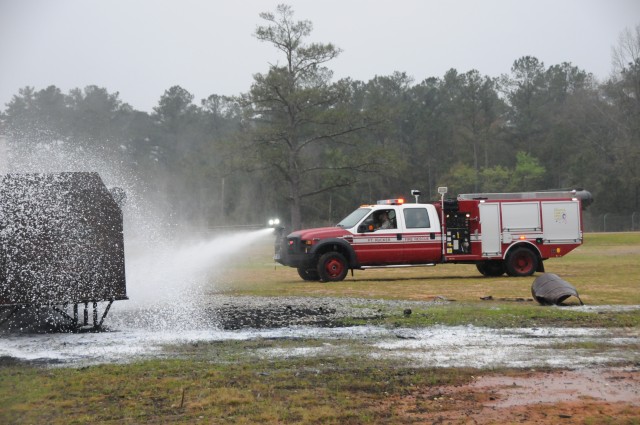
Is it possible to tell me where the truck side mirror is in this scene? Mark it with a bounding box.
[357,223,375,233]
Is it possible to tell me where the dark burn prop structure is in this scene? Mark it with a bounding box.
[0,172,127,330]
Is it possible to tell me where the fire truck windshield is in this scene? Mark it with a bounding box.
[336,207,371,228]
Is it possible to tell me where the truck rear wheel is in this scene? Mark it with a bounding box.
[506,247,538,277]
[476,261,505,277]
[297,267,320,281]
[317,252,348,282]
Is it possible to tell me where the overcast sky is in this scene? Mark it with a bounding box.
[1,0,639,113]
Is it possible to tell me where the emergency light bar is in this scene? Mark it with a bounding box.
[377,198,405,205]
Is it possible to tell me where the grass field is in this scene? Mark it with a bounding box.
[223,232,640,305]
[1,232,639,424]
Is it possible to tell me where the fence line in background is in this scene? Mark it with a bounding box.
[583,212,639,232]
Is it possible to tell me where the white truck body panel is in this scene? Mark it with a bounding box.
[501,202,541,231]
[541,201,582,242]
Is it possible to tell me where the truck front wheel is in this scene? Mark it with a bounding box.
[317,252,348,282]
[506,247,538,277]
[476,260,505,277]
[297,267,320,281]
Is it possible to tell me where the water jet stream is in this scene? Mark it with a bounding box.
[116,227,275,331]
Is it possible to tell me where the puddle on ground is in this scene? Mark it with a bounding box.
[367,326,639,368]
[2,296,639,369]
[1,322,638,369]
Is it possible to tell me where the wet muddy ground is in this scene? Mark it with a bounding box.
[2,295,639,422]
[378,367,640,424]
[1,296,639,368]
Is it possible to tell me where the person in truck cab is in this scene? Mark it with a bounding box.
[376,210,394,229]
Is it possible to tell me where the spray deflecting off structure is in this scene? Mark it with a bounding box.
[0,172,127,329]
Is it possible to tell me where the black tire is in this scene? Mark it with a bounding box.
[297,267,320,281]
[317,252,349,282]
[476,260,506,277]
[505,247,539,277]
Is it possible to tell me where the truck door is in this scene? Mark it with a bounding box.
[352,208,404,265]
[401,206,441,263]
[479,202,501,257]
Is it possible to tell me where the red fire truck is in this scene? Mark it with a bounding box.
[274,188,592,282]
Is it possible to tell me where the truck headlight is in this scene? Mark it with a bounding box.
[268,218,280,227]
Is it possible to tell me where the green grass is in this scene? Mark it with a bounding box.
[217,232,640,329]
[0,356,475,425]
[342,302,640,328]
[223,232,640,305]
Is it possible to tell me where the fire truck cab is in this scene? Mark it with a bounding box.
[274,189,591,282]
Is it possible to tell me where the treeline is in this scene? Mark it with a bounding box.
[1,7,638,230]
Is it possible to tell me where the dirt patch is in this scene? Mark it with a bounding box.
[209,303,341,329]
[380,367,640,424]
[472,367,640,407]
